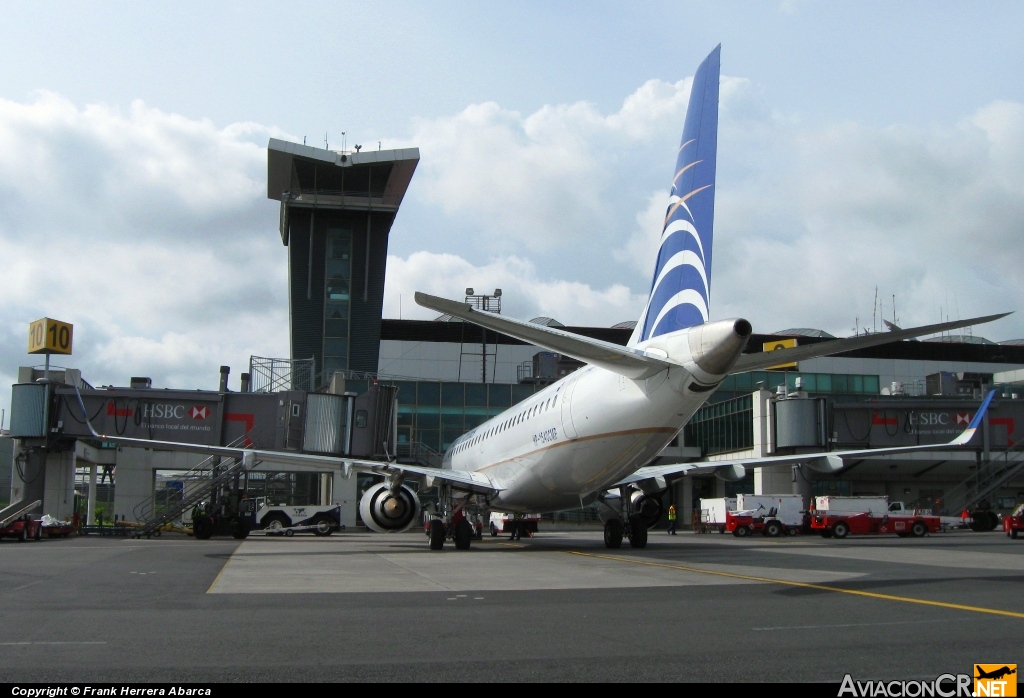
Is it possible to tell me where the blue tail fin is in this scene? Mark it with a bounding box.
[632,45,720,345]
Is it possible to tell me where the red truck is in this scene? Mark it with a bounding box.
[0,516,42,542]
[1003,505,1024,539]
[810,496,941,539]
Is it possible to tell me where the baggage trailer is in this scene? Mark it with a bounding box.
[810,496,941,539]
[726,494,806,537]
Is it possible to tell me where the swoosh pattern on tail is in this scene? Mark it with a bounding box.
[635,45,720,344]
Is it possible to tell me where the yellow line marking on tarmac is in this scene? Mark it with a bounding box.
[206,555,234,593]
[567,550,1024,620]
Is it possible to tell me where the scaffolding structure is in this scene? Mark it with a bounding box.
[249,356,315,393]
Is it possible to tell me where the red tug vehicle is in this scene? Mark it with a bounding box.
[1003,504,1024,539]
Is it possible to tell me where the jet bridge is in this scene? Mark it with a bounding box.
[6,370,399,527]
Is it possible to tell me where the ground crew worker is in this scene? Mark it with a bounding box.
[667,503,677,535]
[510,512,523,541]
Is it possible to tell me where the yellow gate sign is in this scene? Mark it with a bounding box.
[28,317,74,355]
[762,337,797,370]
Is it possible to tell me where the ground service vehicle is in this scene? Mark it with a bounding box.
[0,516,42,541]
[1004,505,1024,539]
[810,496,941,538]
[190,497,256,540]
[698,497,737,533]
[489,512,540,537]
[255,501,341,536]
[726,494,805,537]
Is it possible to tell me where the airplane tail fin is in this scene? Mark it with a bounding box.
[630,45,721,347]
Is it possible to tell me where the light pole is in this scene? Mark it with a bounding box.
[464,288,502,383]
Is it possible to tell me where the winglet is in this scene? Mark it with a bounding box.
[950,390,997,446]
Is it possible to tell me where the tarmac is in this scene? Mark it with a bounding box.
[0,527,1022,682]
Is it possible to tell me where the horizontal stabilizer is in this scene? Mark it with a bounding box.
[732,313,1011,374]
[414,292,672,380]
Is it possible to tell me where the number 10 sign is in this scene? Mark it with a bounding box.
[28,317,74,355]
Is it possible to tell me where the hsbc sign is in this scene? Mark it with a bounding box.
[907,411,972,436]
[140,404,211,421]
[141,404,186,419]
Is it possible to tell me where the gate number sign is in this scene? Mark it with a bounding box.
[28,317,73,355]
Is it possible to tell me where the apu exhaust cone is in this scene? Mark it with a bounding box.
[687,319,752,376]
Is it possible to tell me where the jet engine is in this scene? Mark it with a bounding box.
[630,490,664,529]
[359,482,421,533]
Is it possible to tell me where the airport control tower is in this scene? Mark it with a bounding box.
[267,139,419,380]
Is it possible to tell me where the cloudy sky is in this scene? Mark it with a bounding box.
[2,1,1023,416]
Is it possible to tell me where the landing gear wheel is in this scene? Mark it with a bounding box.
[429,519,446,550]
[734,525,750,538]
[832,522,850,539]
[763,521,782,537]
[454,519,473,550]
[603,520,623,549]
[628,515,648,549]
[285,529,294,537]
[911,521,927,538]
[313,517,334,537]
[490,523,498,537]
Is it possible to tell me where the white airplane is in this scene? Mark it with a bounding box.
[78,45,1006,551]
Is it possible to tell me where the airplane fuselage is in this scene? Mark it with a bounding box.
[442,336,718,512]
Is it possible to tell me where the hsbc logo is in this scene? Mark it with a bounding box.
[191,406,209,420]
[909,412,952,426]
[957,413,972,425]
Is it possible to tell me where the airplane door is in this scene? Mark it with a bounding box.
[560,372,582,440]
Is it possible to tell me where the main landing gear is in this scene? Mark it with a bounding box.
[424,485,476,551]
[602,487,650,549]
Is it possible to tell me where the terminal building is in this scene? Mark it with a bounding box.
[5,138,1024,530]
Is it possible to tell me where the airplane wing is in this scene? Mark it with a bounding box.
[731,313,1010,374]
[70,386,500,496]
[613,390,997,490]
[415,292,671,380]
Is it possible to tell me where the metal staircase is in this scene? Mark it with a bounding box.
[940,440,1024,517]
[130,439,254,538]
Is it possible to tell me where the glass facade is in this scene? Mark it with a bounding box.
[339,378,541,453]
[684,394,754,456]
[322,227,352,377]
[684,371,881,457]
[713,370,880,402]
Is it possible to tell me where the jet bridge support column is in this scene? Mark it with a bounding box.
[87,464,97,526]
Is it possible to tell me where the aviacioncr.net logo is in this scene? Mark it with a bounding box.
[838,674,973,697]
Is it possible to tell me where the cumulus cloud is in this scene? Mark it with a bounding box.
[0,93,290,413]
[382,251,643,327]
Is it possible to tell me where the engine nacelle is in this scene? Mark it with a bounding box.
[630,490,664,529]
[359,483,421,533]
